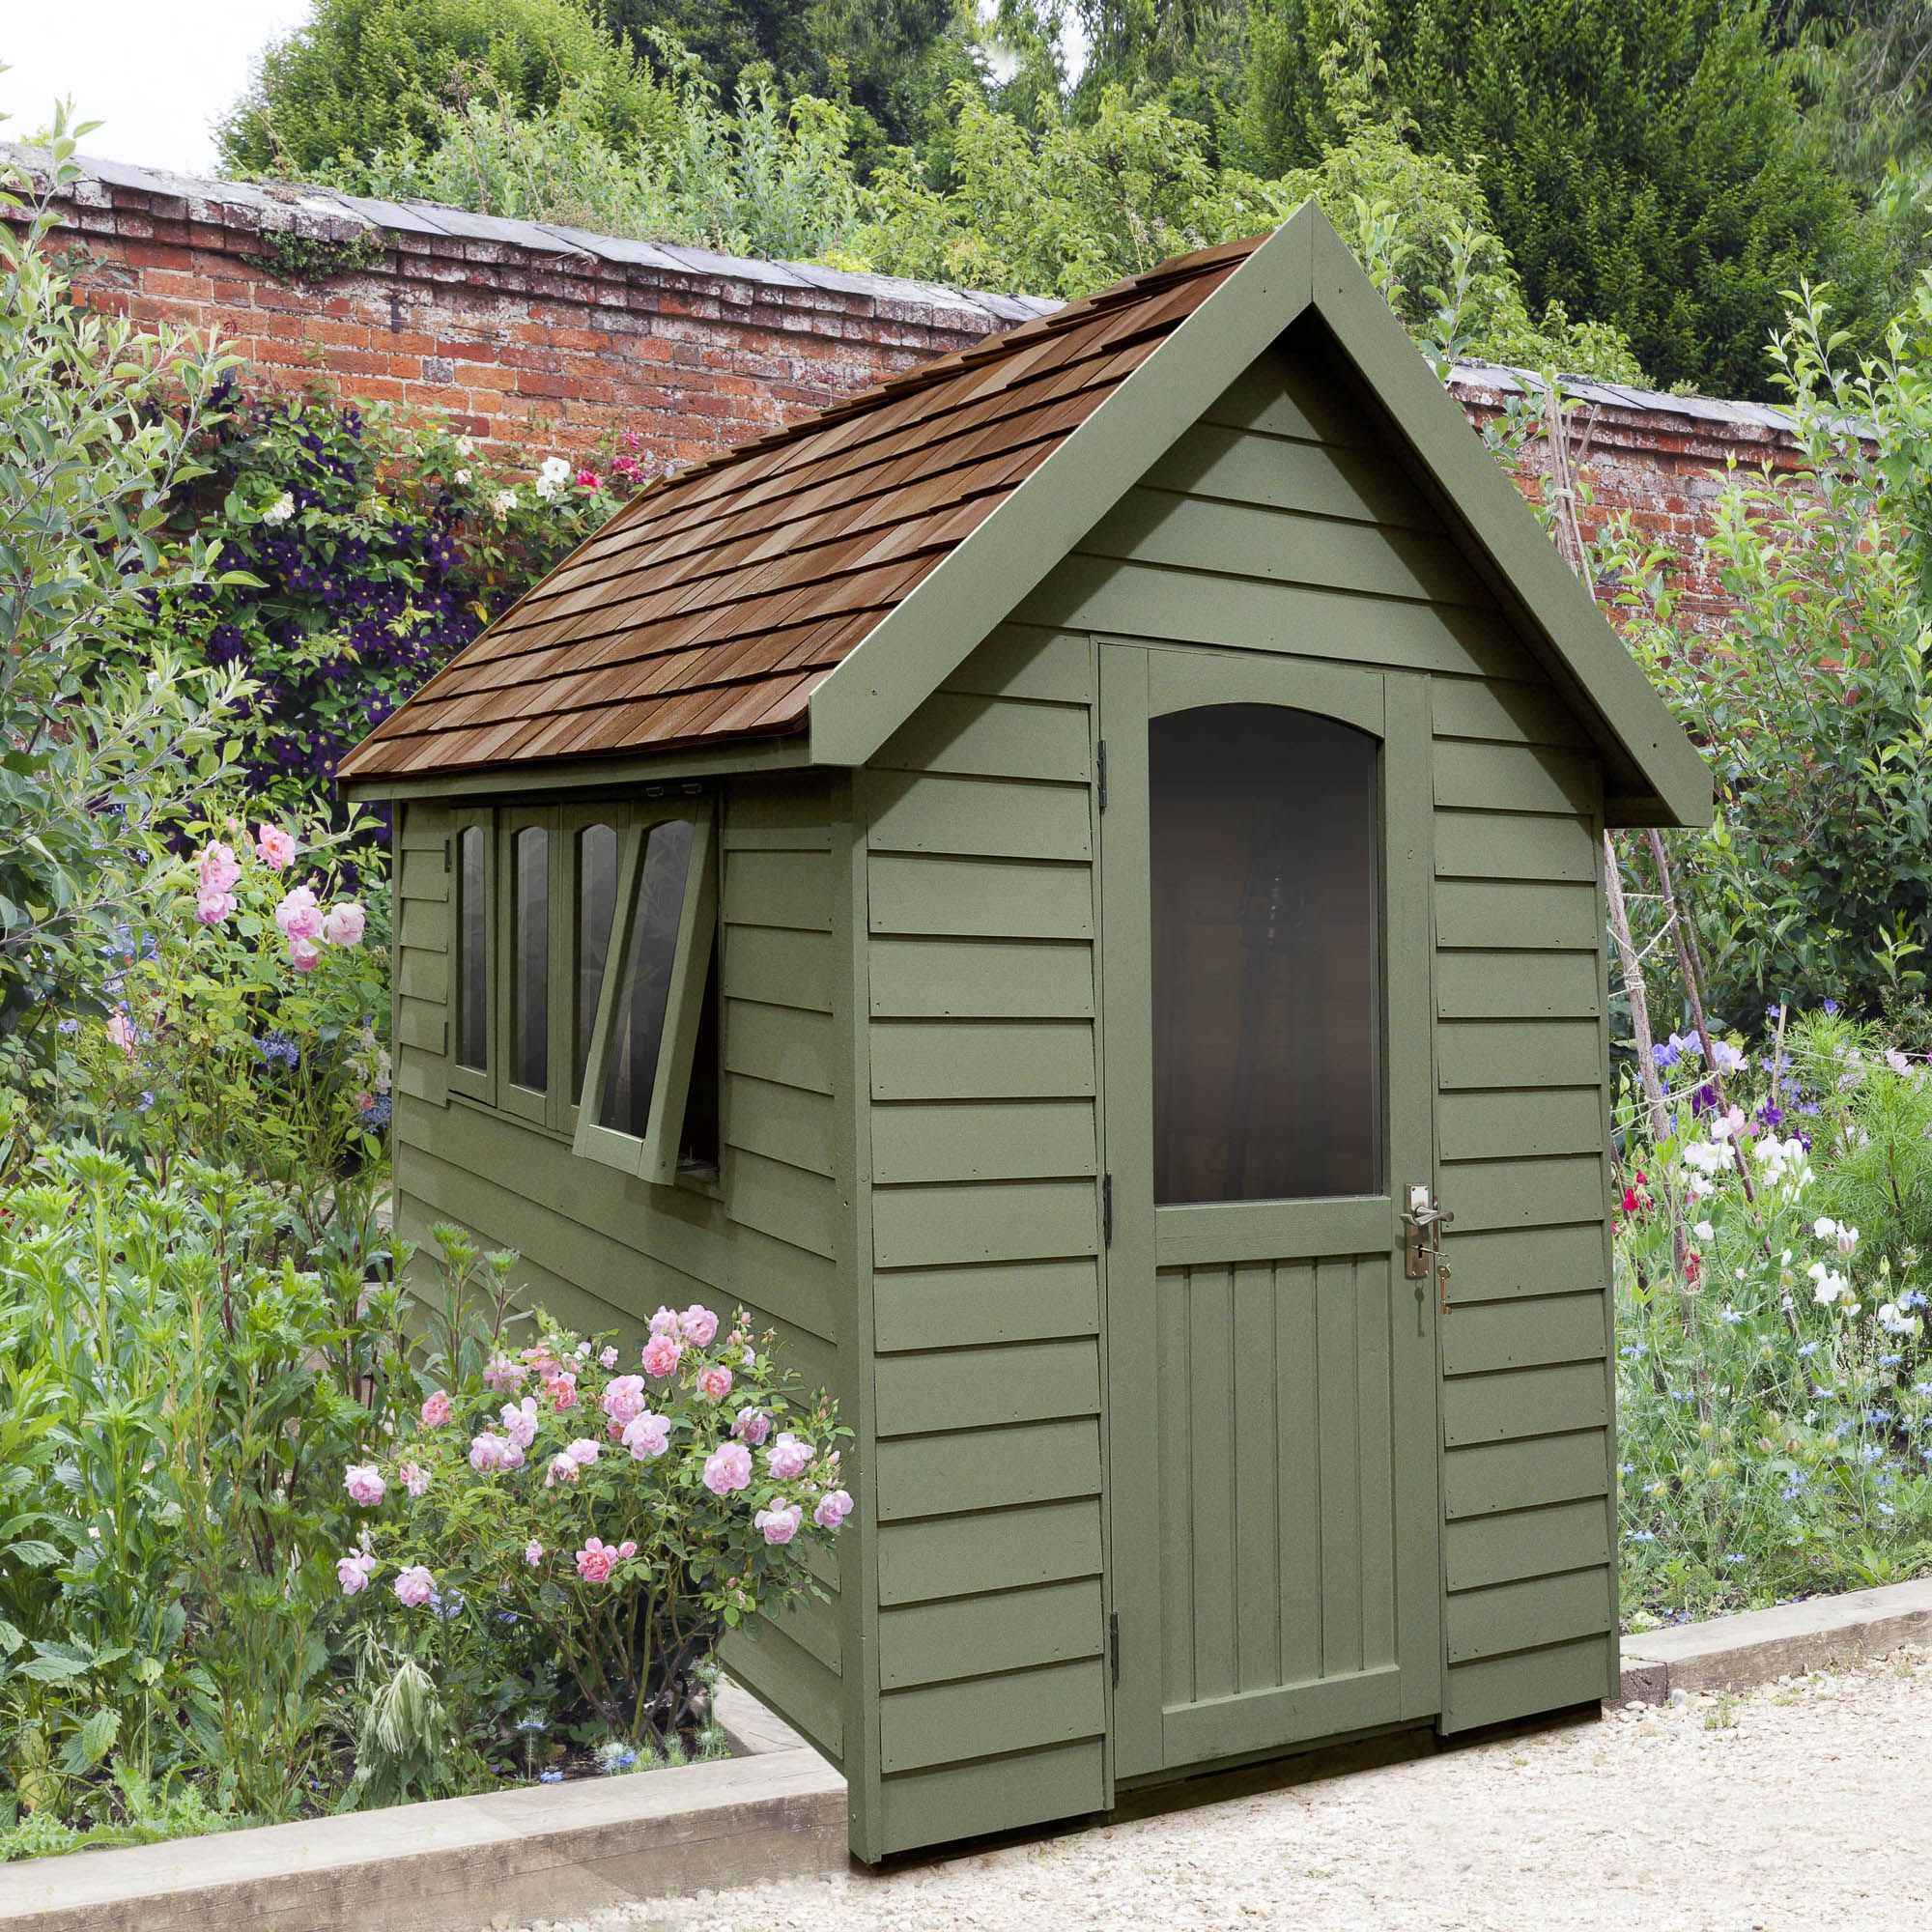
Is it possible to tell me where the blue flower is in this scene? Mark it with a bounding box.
[1880,1355,1903,1369]
[135,1092,154,1112]
[538,1770,563,1784]
[1823,998,1840,1017]
[1628,1530,1658,1544]
[1723,1552,1747,1567]
[1797,1342,1821,1359]
[55,1018,78,1035]
[1619,1344,1646,1359]
[1861,1442,1883,1463]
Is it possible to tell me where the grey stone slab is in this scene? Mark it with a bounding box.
[406,202,590,255]
[333,192,459,237]
[531,222,689,270]
[0,1747,846,1932]
[1618,1577,1932,1703]
[647,241,810,289]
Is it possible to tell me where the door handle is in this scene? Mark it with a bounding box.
[1403,1184,1454,1301]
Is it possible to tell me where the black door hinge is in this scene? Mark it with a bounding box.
[442,836,452,874]
[1109,1611,1121,1687]
[1096,739,1107,813]
[1102,1173,1114,1247]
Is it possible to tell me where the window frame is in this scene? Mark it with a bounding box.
[495,805,560,1128]
[571,798,719,1184]
[449,806,497,1108]
[559,804,626,1142]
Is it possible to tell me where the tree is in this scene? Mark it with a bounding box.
[1241,0,1895,395]
[217,0,664,179]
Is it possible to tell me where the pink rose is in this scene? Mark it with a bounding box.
[680,1304,720,1348]
[344,1463,386,1507]
[696,1364,733,1405]
[703,1441,753,1495]
[616,1539,637,1560]
[546,1450,582,1487]
[524,1539,544,1567]
[575,468,600,489]
[575,1537,618,1583]
[754,1503,803,1546]
[813,1488,854,1531]
[765,1433,810,1481]
[599,1346,619,1369]
[105,1011,139,1059]
[468,1432,511,1472]
[322,900,367,947]
[732,1406,772,1447]
[288,935,321,973]
[336,1550,376,1595]
[195,888,237,925]
[197,841,241,894]
[420,1390,451,1429]
[622,1410,669,1459]
[274,887,323,940]
[641,1334,682,1378]
[393,1564,435,1608]
[254,823,298,870]
[648,1306,682,1339]
[601,1375,647,1428]
[546,1370,580,1411]
[501,1398,539,1449]
[399,1461,431,1497]
[483,1352,526,1392]
[566,1437,600,1466]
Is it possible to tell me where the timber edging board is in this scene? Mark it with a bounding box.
[0,1698,844,1932]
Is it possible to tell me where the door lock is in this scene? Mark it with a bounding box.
[1404,1185,1454,1306]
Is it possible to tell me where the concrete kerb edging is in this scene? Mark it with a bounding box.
[1618,1576,1932,1703]
[0,1681,846,1932]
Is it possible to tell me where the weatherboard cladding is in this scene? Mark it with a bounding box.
[335,238,1253,780]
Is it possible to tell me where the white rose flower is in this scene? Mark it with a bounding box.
[454,468,470,485]
[491,489,518,517]
[455,435,474,457]
[262,491,295,525]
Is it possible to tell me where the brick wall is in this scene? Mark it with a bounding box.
[15,146,1812,620]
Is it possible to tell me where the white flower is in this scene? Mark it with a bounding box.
[454,468,470,485]
[262,491,295,525]
[455,435,474,457]
[1813,1216,1838,1239]
[1836,1224,1861,1257]
[491,488,518,517]
[1693,1220,1715,1241]
[534,455,572,501]
[1682,1140,1729,1178]
[1808,1261,1850,1306]
[1710,1039,1747,1074]
[1878,1301,1919,1336]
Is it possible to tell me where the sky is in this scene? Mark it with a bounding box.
[0,1,314,176]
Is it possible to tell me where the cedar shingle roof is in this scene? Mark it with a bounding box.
[336,235,1262,780]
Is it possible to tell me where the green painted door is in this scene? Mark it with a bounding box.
[1098,642,1442,1779]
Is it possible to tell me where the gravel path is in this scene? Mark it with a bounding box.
[521,1652,1932,1932]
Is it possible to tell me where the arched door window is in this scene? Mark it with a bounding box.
[1149,703,1381,1204]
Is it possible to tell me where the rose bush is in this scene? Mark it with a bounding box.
[335,1302,847,1748]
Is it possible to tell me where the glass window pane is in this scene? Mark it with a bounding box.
[575,824,618,1094]
[456,824,487,1071]
[511,826,549,1091]
[678,937,722,1173]
[1150,704,1380,1204]
[598,818,696,1138]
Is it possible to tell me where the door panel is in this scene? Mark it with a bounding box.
[1100,642,1441,1780]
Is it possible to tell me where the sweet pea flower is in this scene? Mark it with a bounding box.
[420,1390,451,1429]
[576,1537,621,1583]
[813,1488,854,1531]
[255,823,298,870]
[501,1397,540,1450]
[733,1406,773,1448]
[105,1011,139,1059]
[400,1461,431,1498]
[344,1463,386,1507]
[703,1441,753,1495]
[599,1346,619,1369]
[765,1433,811,1481]
[681,1304,720,1348]
[696,1364,734,1405]
[393,1564,436,1608]
[601,1375,647,1428]
[289,935,322,973]
[274,887,323,940]
[754,1503,803,1547]
[322,901,367,947]
[546,1450,582,1487]
[524,1539,544,1567]
[641,1334,682,1378]
[336,1549,377,1595]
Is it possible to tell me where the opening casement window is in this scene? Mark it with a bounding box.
[444,796,720,1181]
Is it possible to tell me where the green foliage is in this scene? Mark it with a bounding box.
[1613,1012,1932,1623]
[1241,0,1897,395]
[1593,277,1932,1022]
[217,0,672,179]
[0,119,250,1102]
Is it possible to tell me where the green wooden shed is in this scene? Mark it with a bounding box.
[337,204,1710,1861]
